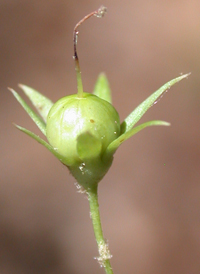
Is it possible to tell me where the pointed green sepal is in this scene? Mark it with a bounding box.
[121,73,190,134]
[93,73,112,104]
[14,124,70,166]
[77,132,102,160]
[9,88,46,136]
[19,84,53,122]
[104,120,170,160]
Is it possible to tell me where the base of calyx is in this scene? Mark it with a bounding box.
[66,156,113,190]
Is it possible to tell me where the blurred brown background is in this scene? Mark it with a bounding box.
[1,1,200,274]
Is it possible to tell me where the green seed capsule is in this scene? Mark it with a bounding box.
[45,9,121,188]
[46,92,120,168]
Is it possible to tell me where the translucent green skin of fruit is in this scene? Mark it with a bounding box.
[46,92,120,188]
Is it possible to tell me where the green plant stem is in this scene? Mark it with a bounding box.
[87,184,114,274]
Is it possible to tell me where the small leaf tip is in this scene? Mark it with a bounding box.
[164,122,171,126]
[99,72,106,77]
[8,87,16,96]
[12,123,21,130]
[180,72,191,79]
[18,83,24,88]
[8,87,13,92]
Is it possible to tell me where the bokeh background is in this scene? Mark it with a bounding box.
[1,1,200,273]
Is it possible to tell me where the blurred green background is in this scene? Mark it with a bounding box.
[1,1,200,273]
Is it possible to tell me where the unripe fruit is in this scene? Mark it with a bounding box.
[45,6,120,188]
[46,92,120,166]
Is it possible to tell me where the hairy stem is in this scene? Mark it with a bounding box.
[87,184,113,274]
